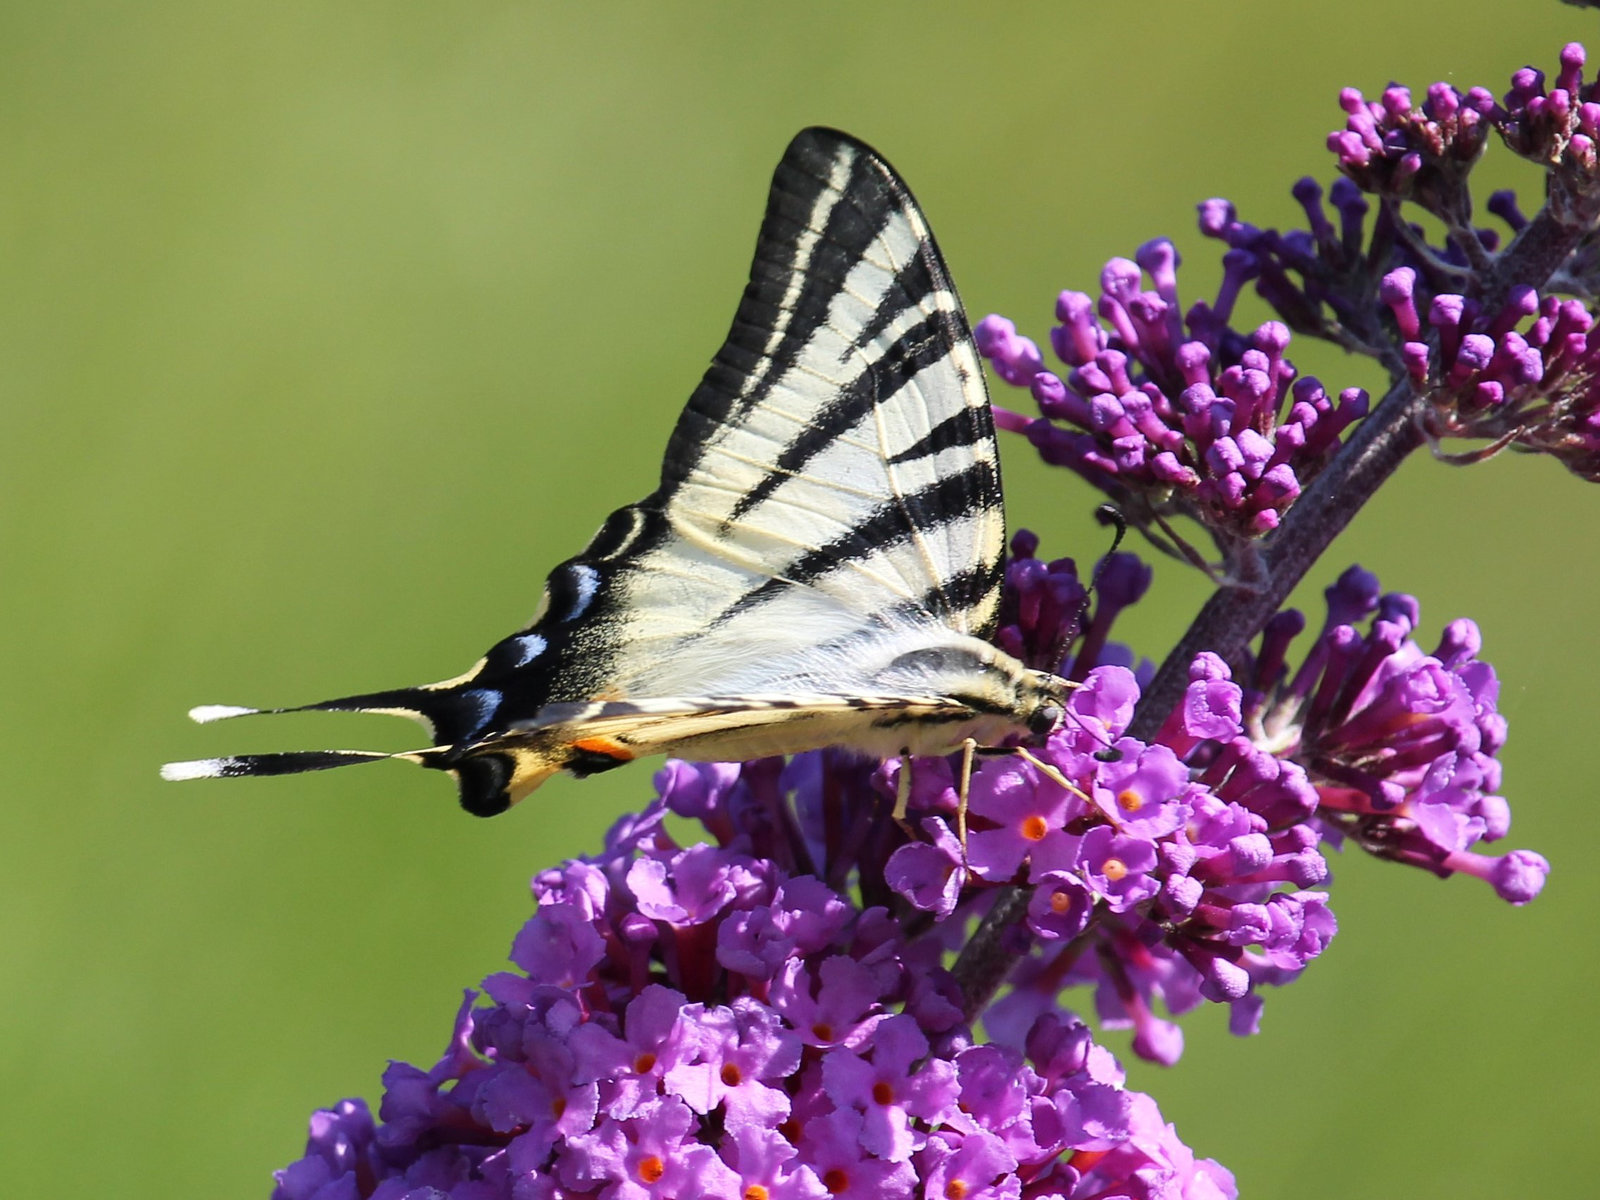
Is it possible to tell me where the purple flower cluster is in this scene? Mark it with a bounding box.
[1499,42,1600,165]
[1234,567,1549,905]
[892,659,1333,1068]
[271,534,1546,1194]
[1381,268,1600,478]
[1193,180,1406,355]
[1328,42,1600,229]
[975,247,1368,567]
[1328,43,1600,228]
[973,42,1600,593]
[888,543,1539,1066]
[1162,43,1600,486]
[273,749,1237,1200]
[1328,80,1495,227]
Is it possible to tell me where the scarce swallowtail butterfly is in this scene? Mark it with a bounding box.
[162,128,1072,817]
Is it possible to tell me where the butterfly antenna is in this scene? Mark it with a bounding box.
[1085,504,1128,601]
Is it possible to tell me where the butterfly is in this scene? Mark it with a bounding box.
[162,127,1071,819]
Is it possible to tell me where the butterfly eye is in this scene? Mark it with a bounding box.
[1029,702,1064,738]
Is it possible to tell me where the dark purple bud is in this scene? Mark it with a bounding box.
[1323,565,1381,629]
[1487,189,1529,229]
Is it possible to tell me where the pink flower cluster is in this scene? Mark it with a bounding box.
[976,244,1366,561]
[1380,268,1600,478]
[273,746,1237,1200]
[1236,567,1547,904]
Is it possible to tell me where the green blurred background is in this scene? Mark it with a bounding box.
[2,2,1594,1194]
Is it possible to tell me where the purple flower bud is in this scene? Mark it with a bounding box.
[1181,669,1244,741]
[1196,197,1236,237]
[1379,267,1421,338]
[1443,847,1550,904]
[975,315,1044,386]
[1488,188,1528,229]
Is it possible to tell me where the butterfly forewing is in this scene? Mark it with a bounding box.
[164,129,1045,817]
[658,130,1004,639]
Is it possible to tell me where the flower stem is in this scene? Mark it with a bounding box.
[1128,373,1425,740]
[953,883,1032,1019]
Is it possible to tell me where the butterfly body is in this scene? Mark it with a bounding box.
[165,128,1065,815]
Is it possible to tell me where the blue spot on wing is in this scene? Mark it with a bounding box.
[456,688,504,735]
[510,633,547,667]
[565,565,600,621]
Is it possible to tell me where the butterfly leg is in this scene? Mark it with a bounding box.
[1012,745,1092,804]
[892,751,917,840]
[957,737,977,851]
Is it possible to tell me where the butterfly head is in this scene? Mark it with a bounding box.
[1017,668,1070,739]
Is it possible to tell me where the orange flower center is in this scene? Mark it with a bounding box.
[1117,788,1143,812]
[872,1081,894,1105]
[1069,1149,1110,1171]
[823,1168,851,1194]
[637,1156,666,1184]
[1102,857,1129,882]
[946,1180,970,1200]
[812,1022,835,1043]
[633,1052,657,1074]
[1021,815,1050,841]
[745,1187,771,1200]
[1050,890,1075,914]
[721,1063,743,1087]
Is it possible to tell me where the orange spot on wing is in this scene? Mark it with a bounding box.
[571,736,635,762]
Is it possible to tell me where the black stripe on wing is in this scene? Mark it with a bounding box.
[659,133,870,490]
[725,307,975,526]
[887,404,992,466]
[714,458,1000,627]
